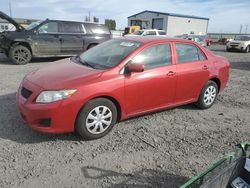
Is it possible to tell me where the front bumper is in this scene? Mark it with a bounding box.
[227,43,246,51]
[16,79,79,133]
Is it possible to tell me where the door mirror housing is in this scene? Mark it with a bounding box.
[125,63,144,74]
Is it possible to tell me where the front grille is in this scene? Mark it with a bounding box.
[21,87,33,99]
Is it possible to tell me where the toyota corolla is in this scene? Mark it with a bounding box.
[16,36,230,140]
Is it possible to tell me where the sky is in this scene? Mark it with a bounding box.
[0,0,250,33]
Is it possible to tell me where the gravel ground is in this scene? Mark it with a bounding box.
[0,44,249,188]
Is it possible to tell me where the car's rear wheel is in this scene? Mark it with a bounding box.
[195,80,218,109]
[76,98,117,140]
[9,45,31,65]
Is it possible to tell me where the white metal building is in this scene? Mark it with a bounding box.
[127,10,209,36]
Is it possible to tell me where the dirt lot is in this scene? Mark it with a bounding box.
[0,45,249,188]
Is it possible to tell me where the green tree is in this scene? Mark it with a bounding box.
[105,19,116,30]
[93,16,99,23]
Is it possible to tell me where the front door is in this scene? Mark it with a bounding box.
[32,21,60,56]
[124,43,177,116]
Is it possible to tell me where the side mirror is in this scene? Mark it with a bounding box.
[125,63,144,74]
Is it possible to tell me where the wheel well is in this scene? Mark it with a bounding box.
[87,43,98,49]
[93,96,122,122]
[210,78,221,92]
[11,42,32,55]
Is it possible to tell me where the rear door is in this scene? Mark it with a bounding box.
[32,21,60,56]
[174,43,210,103]
[59,22,85,55]
[124,43,177,115]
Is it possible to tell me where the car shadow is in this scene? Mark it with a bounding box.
[0,53,68,64]
[230,61,250,71]
[81,166,188,188]
[0,92,81,144]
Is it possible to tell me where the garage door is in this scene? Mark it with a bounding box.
[152,18,163,30]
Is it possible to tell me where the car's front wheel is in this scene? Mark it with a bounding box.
[76,98,117,140]
[226,47,231,52]
[244,45,250,53]
[9,45,32,65]
[196,80,218,109]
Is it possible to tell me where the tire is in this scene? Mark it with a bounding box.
[76,98,117,140]
[87,44,97,50]
[226,47,231,52]
[9,45,32,65]
[195,80,218,109]
[244,45,250,53]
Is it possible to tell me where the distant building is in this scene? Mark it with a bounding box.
[127,10,209,36]
[0,17,39,32]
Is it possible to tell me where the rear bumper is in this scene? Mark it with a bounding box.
[16,79,78,133]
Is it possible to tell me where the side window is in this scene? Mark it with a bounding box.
[132,44,172,70]
[60,22,83,33]
[158,31,166,35]
[5,25,8,30]
[176,44,206,64]
[38,22,58,33]
[84,23,110,34]
[144,31,156,36]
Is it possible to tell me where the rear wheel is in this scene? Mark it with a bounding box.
[76,98,117,140]
[87,44,97,50]
[195,80,218,109]
[9,45,31,65]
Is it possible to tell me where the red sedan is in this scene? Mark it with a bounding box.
[16,37,230,139]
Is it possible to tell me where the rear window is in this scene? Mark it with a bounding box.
[60,22,83,33]
[176,43,206,63]
[158,31,166,35]
[84,23,110,34]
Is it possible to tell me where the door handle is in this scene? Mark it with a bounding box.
[166,71,176,76]
[202,65,208,70]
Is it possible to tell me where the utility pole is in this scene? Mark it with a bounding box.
[245,25,248,34]
[88,11,91,22]
[9,0,12,17]
[239,24,243,34]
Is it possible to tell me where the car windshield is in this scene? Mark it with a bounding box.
[133,30,144,35]
[78,39,142,69]
[26,21,42,30]
[235,35,250,41]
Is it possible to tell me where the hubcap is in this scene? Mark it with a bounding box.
[86,106,112,134]
[13,48,29,63]
[203,85,216,106]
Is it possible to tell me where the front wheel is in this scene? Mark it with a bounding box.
[195,80,218,109]
[76,98,117,140]
[9,45,32,65]
[244,45,250,53]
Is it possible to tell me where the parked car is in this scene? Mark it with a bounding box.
[200,35,213,46]
[226,35,250,53]
[176,34,206,47]
[125,29,166,36]
[17,36,230,140]
[0,11,111,65]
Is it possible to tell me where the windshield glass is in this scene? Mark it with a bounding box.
[133,30,144,35]
[79,39,142,69]
[235,35,250,41]
[26,21,42,30]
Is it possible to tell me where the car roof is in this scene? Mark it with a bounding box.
[140,29,165,32]
[121,36,195,44]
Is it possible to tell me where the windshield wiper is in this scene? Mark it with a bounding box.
[74,55,95,69]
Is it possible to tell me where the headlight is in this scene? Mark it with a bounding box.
[36,89,76,103]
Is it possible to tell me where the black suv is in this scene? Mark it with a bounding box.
[0,11,111,65]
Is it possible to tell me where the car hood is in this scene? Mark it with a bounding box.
[0,11,25,31]
[25,58,104,90]
[230,40,249,44]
